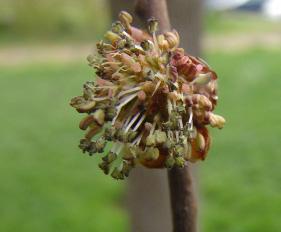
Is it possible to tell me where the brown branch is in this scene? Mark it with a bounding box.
[135,0,171,32]
[135,0,197,231]
[168,165,197,232]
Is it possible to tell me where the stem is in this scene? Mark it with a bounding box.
[135,0,197,231]
[168,165,197,232]
[135,0,171,32]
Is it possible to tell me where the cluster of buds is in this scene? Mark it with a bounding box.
[70,11,225,180]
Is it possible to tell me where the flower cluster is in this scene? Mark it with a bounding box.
[70,11,225,179]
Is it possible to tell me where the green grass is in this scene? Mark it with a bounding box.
[0,62,128,232]
[1,48,280,231]
[200,48,281,232]
[205,12,281,35]
[0,0,110,44]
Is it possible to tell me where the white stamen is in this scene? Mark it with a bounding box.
[118,92,138,106]
[125,112,141,132]
[131,133,142,146]
[118,86,142,98]
[132,114,146,131]
[123,114,133,128]
[112,93,138,125]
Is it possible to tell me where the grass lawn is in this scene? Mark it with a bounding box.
[200,49,281,232]
[205,12,281,35]
[0,62,128,232]
[0,48,280,231]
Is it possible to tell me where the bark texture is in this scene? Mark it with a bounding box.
[168,165,197,232]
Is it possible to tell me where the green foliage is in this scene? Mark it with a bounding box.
[0,0,110,42]
[205,12,281,35]
[0,63,128,232]
[200,49,281,232]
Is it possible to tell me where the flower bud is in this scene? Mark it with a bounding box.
[104,127,116,141]
[93,109,105,125]
[102,152,117,163]
[122,145,135,160]
[143,147,159,161]
[209,113,225,129]
[146,134,156,147]
[116,129,126,142]
[111,167,124,180]
[119,11,133,25]
[79,139,92,154]
[196,133,205,152]
[154,130,167,144]
[87,54,95,64]
[112,21,124,34]
[183,142,192,160]
[193,72,212,86]
[142,81,155,94]
[105,109,116,121]
[121,161,133,177]
[95,138,106,153]
[140,40,153,51]
[105,31,121,44]
[147,18,158,34]
[157,34,169,50]
[117,39,127,49]
[175,157,185,168]
[127,130,138,142]
[164,30,179,49]
[70,96,96,113]
[165,155,175,169]
[192,94,213,111]
[99,161,110,175]
[174,145,184,157]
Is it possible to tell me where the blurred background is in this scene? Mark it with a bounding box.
[0,0,280,231]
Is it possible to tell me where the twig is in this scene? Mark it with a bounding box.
[168,164,197,232]
[135,0,197,231]
[135,0,170,33]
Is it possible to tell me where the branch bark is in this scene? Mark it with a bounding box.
[168,165,197,232]
[135,1,197,232]
[135,0,170,32]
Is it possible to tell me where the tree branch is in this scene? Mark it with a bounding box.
[135,0,171,32]
[168,165,197,232]
[135,0,197,231]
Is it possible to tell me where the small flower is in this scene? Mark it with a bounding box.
[70,11,225,179]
